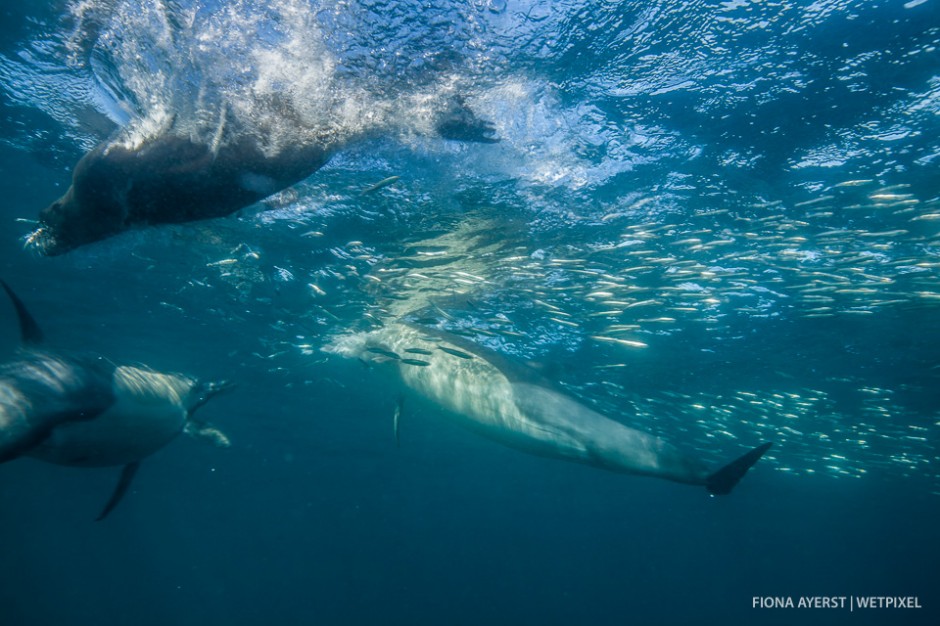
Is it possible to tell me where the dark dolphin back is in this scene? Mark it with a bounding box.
[0,281,116,463]
[0,351,117,463]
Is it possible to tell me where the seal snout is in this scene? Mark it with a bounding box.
[34,190,117,256]
[38,198,68,233]
[29,200,70,256]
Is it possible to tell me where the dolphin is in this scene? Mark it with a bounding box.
[325,323,772,494]
[0,281,231,520]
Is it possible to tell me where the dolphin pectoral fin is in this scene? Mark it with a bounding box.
[1,280,44,344]
[95,462,141,522]
[705,442,773,496]
[393,394,404,448]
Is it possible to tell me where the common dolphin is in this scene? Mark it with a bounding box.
[0,281,231,519]
[326,323,772,494]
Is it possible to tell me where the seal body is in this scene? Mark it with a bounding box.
[34,95,497,255]
[37,135,329,255]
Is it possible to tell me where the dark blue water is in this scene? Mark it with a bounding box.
[2,1,939,624]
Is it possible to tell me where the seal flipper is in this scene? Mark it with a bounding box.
[434,96,499,144]
[96,462,141,521]
[706,442,773,495]
[1,280,44,344]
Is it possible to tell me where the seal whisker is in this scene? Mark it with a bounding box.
[22,227,52,256]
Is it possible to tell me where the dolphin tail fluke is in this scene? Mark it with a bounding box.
[706,442,773,495]
[96,462,141,521]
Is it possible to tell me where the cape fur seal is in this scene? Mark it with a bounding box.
[32,97,498,255]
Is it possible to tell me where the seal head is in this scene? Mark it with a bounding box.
[36,145,128,255]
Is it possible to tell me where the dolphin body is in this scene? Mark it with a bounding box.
[0,281,230,520]
[326,323,772,494]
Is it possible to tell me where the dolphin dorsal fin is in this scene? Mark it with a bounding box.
[1,280,44,345]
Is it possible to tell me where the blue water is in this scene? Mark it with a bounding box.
[1,1,939,624]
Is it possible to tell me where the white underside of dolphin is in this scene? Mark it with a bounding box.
[0,281,230,520]
[28,365,202,467]
[326,323,772,494]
